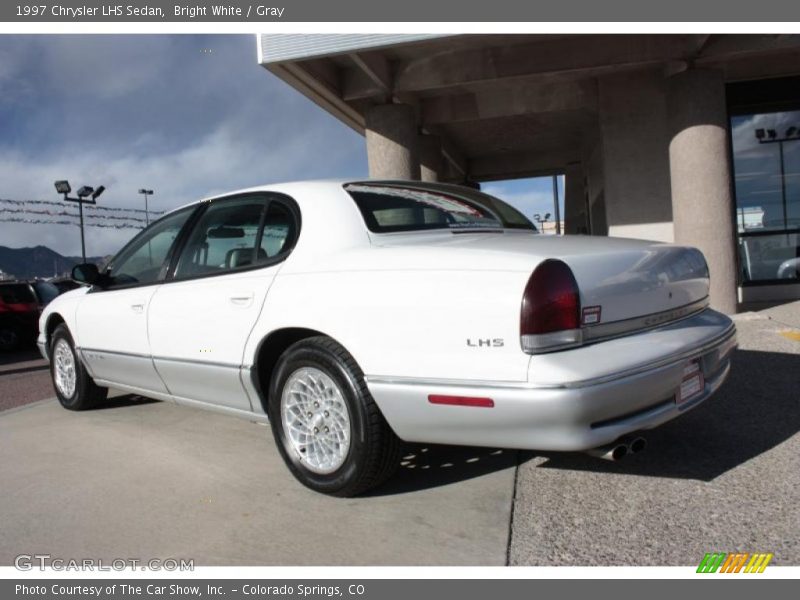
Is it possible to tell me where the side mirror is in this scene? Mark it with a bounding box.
[71,263,100,286]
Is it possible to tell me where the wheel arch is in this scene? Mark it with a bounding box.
[43,312,67,356]
[251,327,350,413]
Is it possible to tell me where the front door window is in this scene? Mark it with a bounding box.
[106,207,195,287]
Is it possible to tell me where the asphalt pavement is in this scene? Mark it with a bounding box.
[0,349,51,412]
[1,301,798,566]
[509,301,800,565]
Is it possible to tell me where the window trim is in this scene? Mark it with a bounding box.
[89,192,302,293]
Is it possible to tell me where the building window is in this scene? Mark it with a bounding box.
[729,80,800,284]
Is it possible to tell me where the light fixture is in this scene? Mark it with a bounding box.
[91,186,106,201]
[767,129,777,140]
[76,186,94,199]
[54,180,72,194]
[787,126,797,138]
[755,128,765,140]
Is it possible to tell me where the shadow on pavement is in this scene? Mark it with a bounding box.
[534,348,800,481]
[94,394,160,410]
[93,395,518,496]
[367,444,518,496]
[0,349,43,367]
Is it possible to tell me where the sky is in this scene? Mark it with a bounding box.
[0,35,564,258]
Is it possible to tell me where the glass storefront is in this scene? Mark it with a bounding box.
[730,104,800,284]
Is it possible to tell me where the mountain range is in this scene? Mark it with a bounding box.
[0,245,108,280]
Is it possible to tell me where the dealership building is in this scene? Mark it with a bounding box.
[258,34,800,313]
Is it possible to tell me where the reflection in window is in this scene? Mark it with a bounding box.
[108,207,194,286]
[258,202,295,258]
[176,198,265,277]
[730,110,800,282]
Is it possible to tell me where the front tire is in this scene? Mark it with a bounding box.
[50,324,108,410]
[268,336,402,497]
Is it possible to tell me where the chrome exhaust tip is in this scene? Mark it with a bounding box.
[585,442,628,461]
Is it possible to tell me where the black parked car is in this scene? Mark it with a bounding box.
[30,280,61,308]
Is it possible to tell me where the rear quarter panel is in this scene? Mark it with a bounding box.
[245,268,532,383]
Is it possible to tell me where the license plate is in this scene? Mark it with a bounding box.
[677,360,704,405]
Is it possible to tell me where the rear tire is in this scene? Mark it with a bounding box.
[268,336,402,497]
[50,324,108,410]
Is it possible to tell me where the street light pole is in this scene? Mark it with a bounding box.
[755,126,799,230]
[552,174,562,235]
[77,198,86,262]
[54,181,105,264]
[138,189,154,225]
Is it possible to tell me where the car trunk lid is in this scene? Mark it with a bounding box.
[370,231,710,327]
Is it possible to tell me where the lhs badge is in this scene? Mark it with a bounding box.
[582,306,602,325]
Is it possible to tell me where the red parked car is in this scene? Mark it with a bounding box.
[0,282,41,351]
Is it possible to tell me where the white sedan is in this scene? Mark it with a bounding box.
[38,180,736,496]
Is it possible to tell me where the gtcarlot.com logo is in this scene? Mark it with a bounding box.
[14,554,194,571]
[697,552,773,573]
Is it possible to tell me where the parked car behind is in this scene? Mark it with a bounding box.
[0,282,40,351]
[38,180,735,496]
[50,278,83,295]
[30,280,61,309]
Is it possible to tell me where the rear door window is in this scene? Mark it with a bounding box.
[173,195,299,279]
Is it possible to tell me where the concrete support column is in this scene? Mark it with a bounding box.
[365,104,420,180]
[598,70,674,243]
[563,162,587,234]
[667,69,738,314]
[419,134,444,182]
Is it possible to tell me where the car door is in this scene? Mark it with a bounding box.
[75,206,197,393]
[147,193,299,411]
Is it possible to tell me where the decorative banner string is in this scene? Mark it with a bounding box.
[0,217,145,230]
[0,197,165,216]
[0,206,149,223]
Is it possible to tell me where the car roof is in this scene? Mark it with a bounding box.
[164,179,493,217]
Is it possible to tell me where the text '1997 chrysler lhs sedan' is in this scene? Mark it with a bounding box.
[38,181,736,496]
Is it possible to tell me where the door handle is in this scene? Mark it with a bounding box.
[131,303,145,313]
[229,294,254,307]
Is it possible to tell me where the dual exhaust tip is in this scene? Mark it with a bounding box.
[586,435,647,461]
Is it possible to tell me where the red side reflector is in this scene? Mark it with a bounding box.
[428,395,494,408]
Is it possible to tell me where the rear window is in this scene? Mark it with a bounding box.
[0,284,36,304]
[345,184,536,234]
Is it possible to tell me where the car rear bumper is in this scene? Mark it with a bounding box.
[366,309,736,451]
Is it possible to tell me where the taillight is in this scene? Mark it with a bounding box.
[520,259,582,353]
